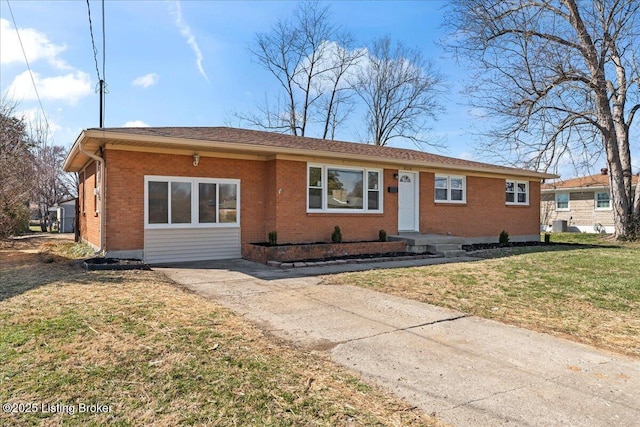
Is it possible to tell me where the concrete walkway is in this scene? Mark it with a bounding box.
[156,258,640,427]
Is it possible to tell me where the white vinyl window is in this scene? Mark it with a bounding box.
[434,175,466,203]
[595,192,611,210]
[307,164,383,213]
[555,193,569,211]
[145,176,239,228]
[506,180,529,205]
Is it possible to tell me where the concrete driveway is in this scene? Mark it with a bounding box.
[157,258,640,427]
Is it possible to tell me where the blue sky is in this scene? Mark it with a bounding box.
[1,0,629,178]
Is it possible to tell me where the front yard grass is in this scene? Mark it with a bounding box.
[1,237,439,426]
[324,233,640,358]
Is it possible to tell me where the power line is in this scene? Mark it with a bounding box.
[101,0,107,127]
[101,0,106,83]
[85,0,101,81]
[5,0,50,136]
[85,0,107,127]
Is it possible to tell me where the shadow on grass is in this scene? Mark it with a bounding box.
[0,252,81,302]
[0,234,133,302]
[0,247,131,302]
[465,242,619,260]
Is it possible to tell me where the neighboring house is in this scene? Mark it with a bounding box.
[541,169,638,233]
[63,127,555,263]
[48,198,77,233]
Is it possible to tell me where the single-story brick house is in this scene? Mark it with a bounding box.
[63,127,555,263]
[541,169,638,233]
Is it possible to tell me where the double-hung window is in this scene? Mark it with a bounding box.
[595,192,611,210]
[146,176,239,227]
[307,164,382,213]
[434,175,466,203]
[555,193,569,210]
[506,180,529,205]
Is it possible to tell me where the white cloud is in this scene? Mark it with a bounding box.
[168,1,209,82]
[6,70,92,105]
[132,73,160,88]
[123,120,150,127]
[0,18,70,70]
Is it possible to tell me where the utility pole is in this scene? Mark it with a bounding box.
[99,79,105,128]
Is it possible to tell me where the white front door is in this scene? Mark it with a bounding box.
[398,171,418,231]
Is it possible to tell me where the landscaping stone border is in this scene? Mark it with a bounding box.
[267,253,441,269]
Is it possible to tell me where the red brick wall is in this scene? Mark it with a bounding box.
[78,161,101,248]
[419,172,541,238]
[271,160,398,243]
[102,150,269,252]
[263,159,277,238]
[81,150,542,254]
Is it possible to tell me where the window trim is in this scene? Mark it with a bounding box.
[506,180,530,206]
[144,175,240,229]
[434,174,467,204]
[555,192,570,211]
[306,164,383,213]
[594,191,612,211]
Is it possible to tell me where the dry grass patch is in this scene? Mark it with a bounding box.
[324,243,640,358]
[1,237,442,426]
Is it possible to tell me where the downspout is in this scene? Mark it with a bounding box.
[79,139,106,253]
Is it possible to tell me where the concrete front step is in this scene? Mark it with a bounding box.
[440,249,468,258]
[389,234,465,257]
[388,233,465,246]
[427,243,461,253]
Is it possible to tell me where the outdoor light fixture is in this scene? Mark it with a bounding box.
[193,153,200,167]
[393,173,399,180]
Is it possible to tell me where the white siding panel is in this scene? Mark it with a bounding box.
[144,228,241,264]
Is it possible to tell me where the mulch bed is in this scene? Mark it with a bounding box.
[83,257,150,271]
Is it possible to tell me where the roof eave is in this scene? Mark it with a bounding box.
[70,129,557,179]
[542,185,609,192]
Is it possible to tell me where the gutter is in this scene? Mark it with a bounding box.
[541,185,609,193]
[82,129,558,180]
[78,134,106,253]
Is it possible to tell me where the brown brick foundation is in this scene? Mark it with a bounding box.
[242,241,407,264]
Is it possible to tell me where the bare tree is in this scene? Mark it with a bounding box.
[32,145,74,220]
[0,99,34,238]
[28,117,76,223]
[239,1,363,138]
[445,0,640,239]
[351,37,443,147]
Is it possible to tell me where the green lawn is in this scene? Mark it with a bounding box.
[325,233,640,358]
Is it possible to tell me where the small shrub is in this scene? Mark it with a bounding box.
[331,226,342,243]
[499,230,510,245]
[378,229,387,242]
[268,231,277,246]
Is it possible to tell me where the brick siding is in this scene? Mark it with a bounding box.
[78,161,101,248]
[76,149,542,255]
[420,173,541,238]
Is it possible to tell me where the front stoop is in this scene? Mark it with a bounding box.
[388,233,466,257]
